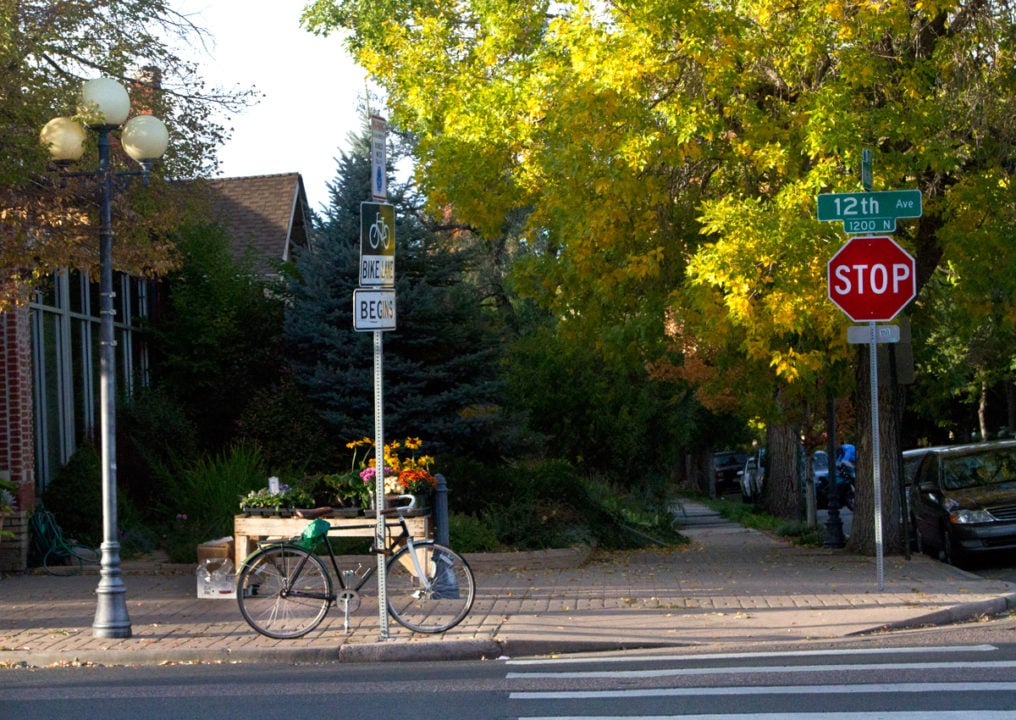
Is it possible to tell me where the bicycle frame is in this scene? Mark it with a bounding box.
[297,511,434,631]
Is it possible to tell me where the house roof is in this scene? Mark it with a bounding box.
[203,173,313,275]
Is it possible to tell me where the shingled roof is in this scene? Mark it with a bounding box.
[204,173,313,275]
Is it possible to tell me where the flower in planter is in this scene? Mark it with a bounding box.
[359,465,399,495]
[345,436,438,499]
[398,468,437,496]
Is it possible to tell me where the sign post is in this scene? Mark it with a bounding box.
[826,235,917,591]
[358,116,395,634]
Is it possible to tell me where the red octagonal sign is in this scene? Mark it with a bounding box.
[827,236,916,322]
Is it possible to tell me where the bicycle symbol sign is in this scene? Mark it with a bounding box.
[368,210,391,250]
[360,202,395,287]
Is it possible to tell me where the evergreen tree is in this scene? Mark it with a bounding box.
[286,128,520,466]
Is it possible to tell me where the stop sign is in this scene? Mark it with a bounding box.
[827,236,916,322]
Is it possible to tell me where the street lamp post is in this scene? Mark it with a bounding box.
[41,78,168,639]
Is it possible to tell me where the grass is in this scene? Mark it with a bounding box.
[692,495,825,548]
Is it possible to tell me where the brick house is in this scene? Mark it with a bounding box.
[0,172,313,570]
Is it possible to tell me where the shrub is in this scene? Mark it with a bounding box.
[41,444,103,547]
[448,513,499,552]
[118,388,200,514]
[161,445,267,563]
[470,459,684,551]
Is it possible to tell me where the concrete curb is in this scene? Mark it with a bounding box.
[866,593,1016,634]
[338,639,504,663]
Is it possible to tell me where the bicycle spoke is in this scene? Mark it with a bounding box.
[386,542,475,634]
[236,545,332,639]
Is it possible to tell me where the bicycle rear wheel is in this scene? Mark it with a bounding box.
[237,545,332,639]
[386,541,475,633]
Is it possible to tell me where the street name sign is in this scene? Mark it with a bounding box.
[827,236,916,322]
[360,201,395,287]
[817,189,922,233]
[353,288,396,331]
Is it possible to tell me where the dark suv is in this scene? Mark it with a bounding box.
[910,441,1016,567]
[713,451,748,493]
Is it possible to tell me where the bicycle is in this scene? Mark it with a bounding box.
[235,498,475,638]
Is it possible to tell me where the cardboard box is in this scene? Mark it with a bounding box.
[197,537,234,566]
[196,537,236,599]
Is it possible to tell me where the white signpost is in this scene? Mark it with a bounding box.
[358,118,395,638]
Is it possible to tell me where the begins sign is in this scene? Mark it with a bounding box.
[353,288,396,331]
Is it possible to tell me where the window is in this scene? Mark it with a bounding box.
[29,269,152,492]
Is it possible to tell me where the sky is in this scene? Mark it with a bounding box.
[174,1,371,212]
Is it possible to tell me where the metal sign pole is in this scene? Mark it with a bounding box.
[373,329,389,639]
[869,321,885,591]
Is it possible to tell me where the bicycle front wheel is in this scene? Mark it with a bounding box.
[237,545,332,639]
[386,541,475,633]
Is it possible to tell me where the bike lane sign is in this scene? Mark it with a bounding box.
[360,201,395,287]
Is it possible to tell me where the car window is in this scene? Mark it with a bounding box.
[942,448,1016,490]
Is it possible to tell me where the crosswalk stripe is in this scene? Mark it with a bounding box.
[506,644,998,666]
[516,713,1016,720]
[507,660,1016,680]
[511,681,1016,700]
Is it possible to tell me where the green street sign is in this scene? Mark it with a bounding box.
[817,189,922,227]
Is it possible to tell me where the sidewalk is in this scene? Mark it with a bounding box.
[1,500,1014,667]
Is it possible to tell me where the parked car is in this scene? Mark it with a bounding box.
[811,450,831,507]
[902,447,937,535]
[910,440,1016,567]
[713,450,748,494]
[739,450,765,503]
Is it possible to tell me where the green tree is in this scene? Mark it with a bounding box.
[306,0,1016,553]
[1,0,258,308]
[147,222,286,451]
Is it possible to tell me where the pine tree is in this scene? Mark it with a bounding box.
[286,128,518,465]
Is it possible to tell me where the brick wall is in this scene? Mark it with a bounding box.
[1,305,35,570]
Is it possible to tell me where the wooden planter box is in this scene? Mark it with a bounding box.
[233,512,431,569]
[0,510,29,572]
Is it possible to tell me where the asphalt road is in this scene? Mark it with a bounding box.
[4,639,1016,719]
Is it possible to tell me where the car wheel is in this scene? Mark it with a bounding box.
[942,527,967,568]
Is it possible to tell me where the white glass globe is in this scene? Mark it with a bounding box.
[40,117,86,162]
[79,78,131,127]
[122,114,169,161]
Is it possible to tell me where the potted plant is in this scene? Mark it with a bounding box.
[240,482,313,517]
[347,436,438,513]
[322,471,371,515]
[397,468,438,511]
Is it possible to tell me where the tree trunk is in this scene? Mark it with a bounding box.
[848,342,906,555]
[760,423,799,521]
